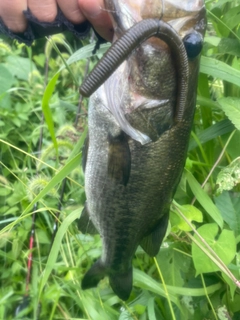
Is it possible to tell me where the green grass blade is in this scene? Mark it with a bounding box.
[42,72,60,155]
[38,208,81,295]
[188,119,234,151]
[185,170,223,228]
[200,56,240,86]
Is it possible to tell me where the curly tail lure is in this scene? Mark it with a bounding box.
[80,18,189,145]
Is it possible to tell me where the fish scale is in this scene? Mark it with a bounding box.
[79,0,206,300]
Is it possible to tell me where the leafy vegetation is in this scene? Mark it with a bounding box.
[0,1,240,319]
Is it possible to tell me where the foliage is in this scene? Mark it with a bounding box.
[0,1,240,319]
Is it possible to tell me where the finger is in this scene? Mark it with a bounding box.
[57,0,85,25]
[0,0,27,32]
[27,0,58,22]
[78,0,113,41]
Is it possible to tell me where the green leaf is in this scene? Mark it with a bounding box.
[188,119,234,151]
[0,64,15,94]
[4,55,36,80]
[192,223,236,275]
[185,170,223,228]
[0,187,11,196]
[218,38,240,57]
[204,36,221,47]
[134,269,221,298]
[156,247,191,287]
[147,297,157,320]
[171,204,203,232]
[134,268,181,308]
[200,56,240,86]
[221,5,240,31]
[39,208,81,295]
[214,191,240,233]
[222,270,239,299]
[63,42,111,69]
[218,97,240,130]
[41,73,60,154]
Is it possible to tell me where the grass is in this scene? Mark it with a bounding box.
[1,1,240,319]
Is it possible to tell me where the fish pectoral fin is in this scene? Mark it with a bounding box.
[107,131,131,186]
[82,259,106,289]
[140,212,169,257]
[82,132,89,173]
[78,202,98,235]
[109,267,132,301]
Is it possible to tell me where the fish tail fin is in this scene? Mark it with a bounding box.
[82,261,133,300]
[81,259,106,290]
[109,267,133,301]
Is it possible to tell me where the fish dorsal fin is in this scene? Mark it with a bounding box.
[140,212,169,257]
[107,131,131,186]
[78,202,98,235]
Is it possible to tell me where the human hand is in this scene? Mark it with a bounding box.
[0,0,113,41]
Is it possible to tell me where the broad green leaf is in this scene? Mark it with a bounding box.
[218,97,240,130]
[156,247,191,287]
[222,5,240,31]
[200,56,240,87]
[171,204,203,232]
[4,55,36,80]
[192,223,236,275]
[0,64,15,94]
[214,191,240,233]
[185,170,223,228]
[218,38,240,57]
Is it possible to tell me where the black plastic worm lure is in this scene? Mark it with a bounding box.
[80,18,189,122]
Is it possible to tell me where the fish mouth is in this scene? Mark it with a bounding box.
[105,0,206,36]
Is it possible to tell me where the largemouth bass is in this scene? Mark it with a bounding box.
[79,0,206,300]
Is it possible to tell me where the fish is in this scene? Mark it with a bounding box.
[78,0,207,300]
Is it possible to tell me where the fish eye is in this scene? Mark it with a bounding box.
[183,32,203,59]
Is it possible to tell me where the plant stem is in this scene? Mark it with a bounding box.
[154,257,176,320]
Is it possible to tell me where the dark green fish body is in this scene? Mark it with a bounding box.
[79,0,206,300]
